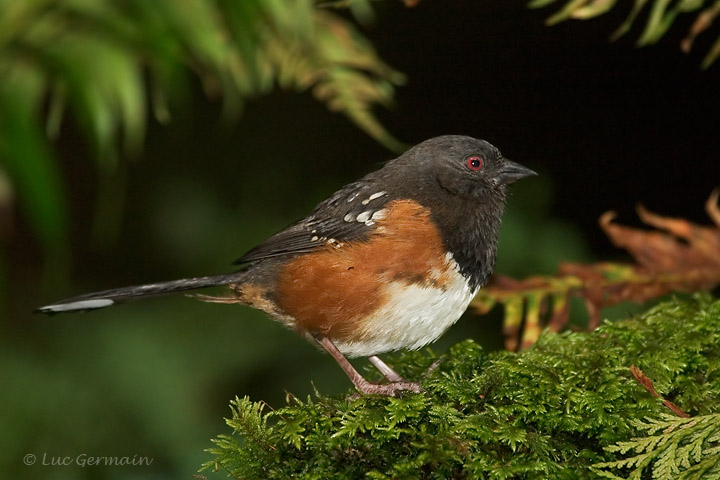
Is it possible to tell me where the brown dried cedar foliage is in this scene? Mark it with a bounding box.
[473,190,720,351]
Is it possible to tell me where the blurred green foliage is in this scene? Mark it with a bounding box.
[0,0,405,283]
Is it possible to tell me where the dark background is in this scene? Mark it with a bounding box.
[4,1,719,479]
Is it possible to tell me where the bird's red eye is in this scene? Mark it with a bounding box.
[467,156,483,171]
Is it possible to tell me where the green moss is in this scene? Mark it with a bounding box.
[203,294,720,479]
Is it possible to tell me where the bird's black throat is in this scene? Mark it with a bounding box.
[422,187,506,292]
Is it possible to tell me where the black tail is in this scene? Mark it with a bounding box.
[37,273,244,314]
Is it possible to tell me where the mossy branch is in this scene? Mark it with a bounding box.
[202,294,720,479]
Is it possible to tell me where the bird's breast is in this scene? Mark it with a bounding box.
[331,259,477,357]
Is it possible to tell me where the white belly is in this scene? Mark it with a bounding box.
[334,267,477,358]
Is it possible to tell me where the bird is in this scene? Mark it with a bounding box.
[38,135,536,396]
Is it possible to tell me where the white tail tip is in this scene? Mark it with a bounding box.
[38,298,115,313]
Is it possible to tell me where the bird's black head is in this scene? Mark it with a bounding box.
[384,135,537,290]
[399,135,536,200]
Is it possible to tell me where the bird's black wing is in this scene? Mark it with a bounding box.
[235,179,392,265]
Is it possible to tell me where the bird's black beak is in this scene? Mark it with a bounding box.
[496,159,537,185]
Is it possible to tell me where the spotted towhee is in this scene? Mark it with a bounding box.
[39,135,536,396]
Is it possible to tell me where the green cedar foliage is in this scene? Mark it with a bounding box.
[203,294,720,479]
[593,413,720,479]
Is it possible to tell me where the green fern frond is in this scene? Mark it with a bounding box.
[0,0,404,270]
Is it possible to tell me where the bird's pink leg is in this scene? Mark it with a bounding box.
[315,336,423,396]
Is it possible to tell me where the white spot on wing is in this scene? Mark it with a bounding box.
[371,209,388,221]
[361,191,387,205]
[326,238,344,249]
[356,211,372,223]
[343,213,354,222]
